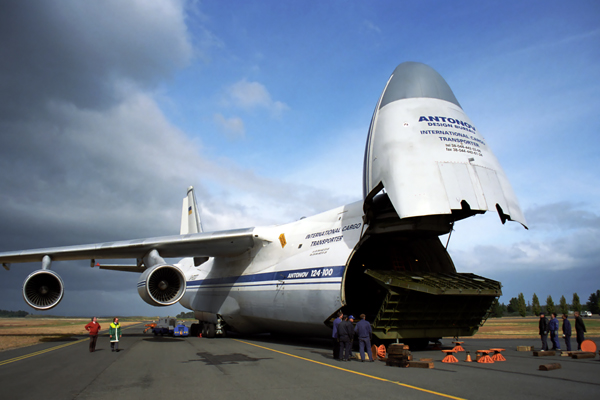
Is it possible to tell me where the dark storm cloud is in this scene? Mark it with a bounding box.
[0,1,195,315]
[0,0,191,118]
[0,0,195,245]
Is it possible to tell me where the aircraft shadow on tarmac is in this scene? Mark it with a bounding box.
[185,352,272,366]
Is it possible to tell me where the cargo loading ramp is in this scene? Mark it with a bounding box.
[365,270,501,340]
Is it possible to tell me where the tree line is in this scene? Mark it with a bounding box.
[491,289,600,317]
[0,309,30,317]
[176,311,195,319]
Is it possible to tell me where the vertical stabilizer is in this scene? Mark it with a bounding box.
[180,186,203,234]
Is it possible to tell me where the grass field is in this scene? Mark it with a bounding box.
[0,318,145,352]
[0,316,598,352]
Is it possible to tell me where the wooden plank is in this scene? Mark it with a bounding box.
[533,351,555,356]
[539,363,561,371]
[385,358,408,367]
[388,349,412,357]
[407,361,434,369]
[388,344,410,352]
[419,358,433,362]
[571,352,596,359]
[517,346,533,352]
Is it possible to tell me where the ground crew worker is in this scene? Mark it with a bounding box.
[561,314,572,352]
[348,315,355,358]
[84,316,101,352]
[332,311,343,359]
[538,312,549,351]
[548,313,560,350]
[574,311,587,350]
[109,317,122,352]
[338,315,354,361]
[354,314,374,362]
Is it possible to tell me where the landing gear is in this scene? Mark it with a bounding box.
[190,323,201,337]
[206,323,216,338]
[191,316,227,338]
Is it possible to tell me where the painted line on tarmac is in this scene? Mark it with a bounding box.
[0,323,142,367]
[235,339,466,400]
[0,337,89,366]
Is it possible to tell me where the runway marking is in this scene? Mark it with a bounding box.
[0,337,89,366]
[0,323,142,367]
[235,339,466,400]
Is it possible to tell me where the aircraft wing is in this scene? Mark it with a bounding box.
[0,228,256,266]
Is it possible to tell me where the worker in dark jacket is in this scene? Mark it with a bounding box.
[331,311,343,359]
[347,315,355,359]
[548,313,560,350]
[354,314,374,362]
[574,311,587,350]
[538,312,549,351]
[561,314,572,352]
[338,315,354,361]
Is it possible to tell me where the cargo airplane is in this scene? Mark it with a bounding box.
[0,62,526,346]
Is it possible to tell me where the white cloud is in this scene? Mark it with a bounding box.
[363,20,382,34]
[214,113,245,139]
[225,79,289,117]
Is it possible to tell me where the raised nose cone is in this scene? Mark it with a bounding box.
[379,62,461,109]
[363,62,527,229]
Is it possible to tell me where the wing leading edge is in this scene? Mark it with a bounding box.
[0,228,256,266]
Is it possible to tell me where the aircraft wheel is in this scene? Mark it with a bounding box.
[206,323,216,338]
[201,324,208,337]
[190,323,200,337]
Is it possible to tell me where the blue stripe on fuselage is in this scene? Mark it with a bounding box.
[187,265,345,288]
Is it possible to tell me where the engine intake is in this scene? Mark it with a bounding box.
[137,265,186,306]
[22,270,64,310]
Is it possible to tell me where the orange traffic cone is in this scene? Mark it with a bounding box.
[465,351,472,362]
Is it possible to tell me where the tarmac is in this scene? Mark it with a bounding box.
[0,324,598,400]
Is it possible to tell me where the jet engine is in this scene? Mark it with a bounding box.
[137,264,186,306]
[22,269,64,310]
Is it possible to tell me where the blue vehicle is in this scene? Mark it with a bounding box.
[173,323,189,337]
[151,317,190,336]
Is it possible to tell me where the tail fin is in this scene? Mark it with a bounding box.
[180,186,203,234]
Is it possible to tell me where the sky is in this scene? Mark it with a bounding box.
[0,0,598,316]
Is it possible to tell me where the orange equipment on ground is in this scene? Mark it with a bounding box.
[490,348,506,361]
[581,340,597,353]
[452,341,465,352]
[377,344,387,359]
[441,349,459,363]
[143,323,156,333]
[464,351,472,362]
[476,350,494,363]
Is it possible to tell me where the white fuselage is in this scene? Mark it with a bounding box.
[179,200,365,336]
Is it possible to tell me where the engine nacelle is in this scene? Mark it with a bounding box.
[22,269,64,310]
[137,264,186,306]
